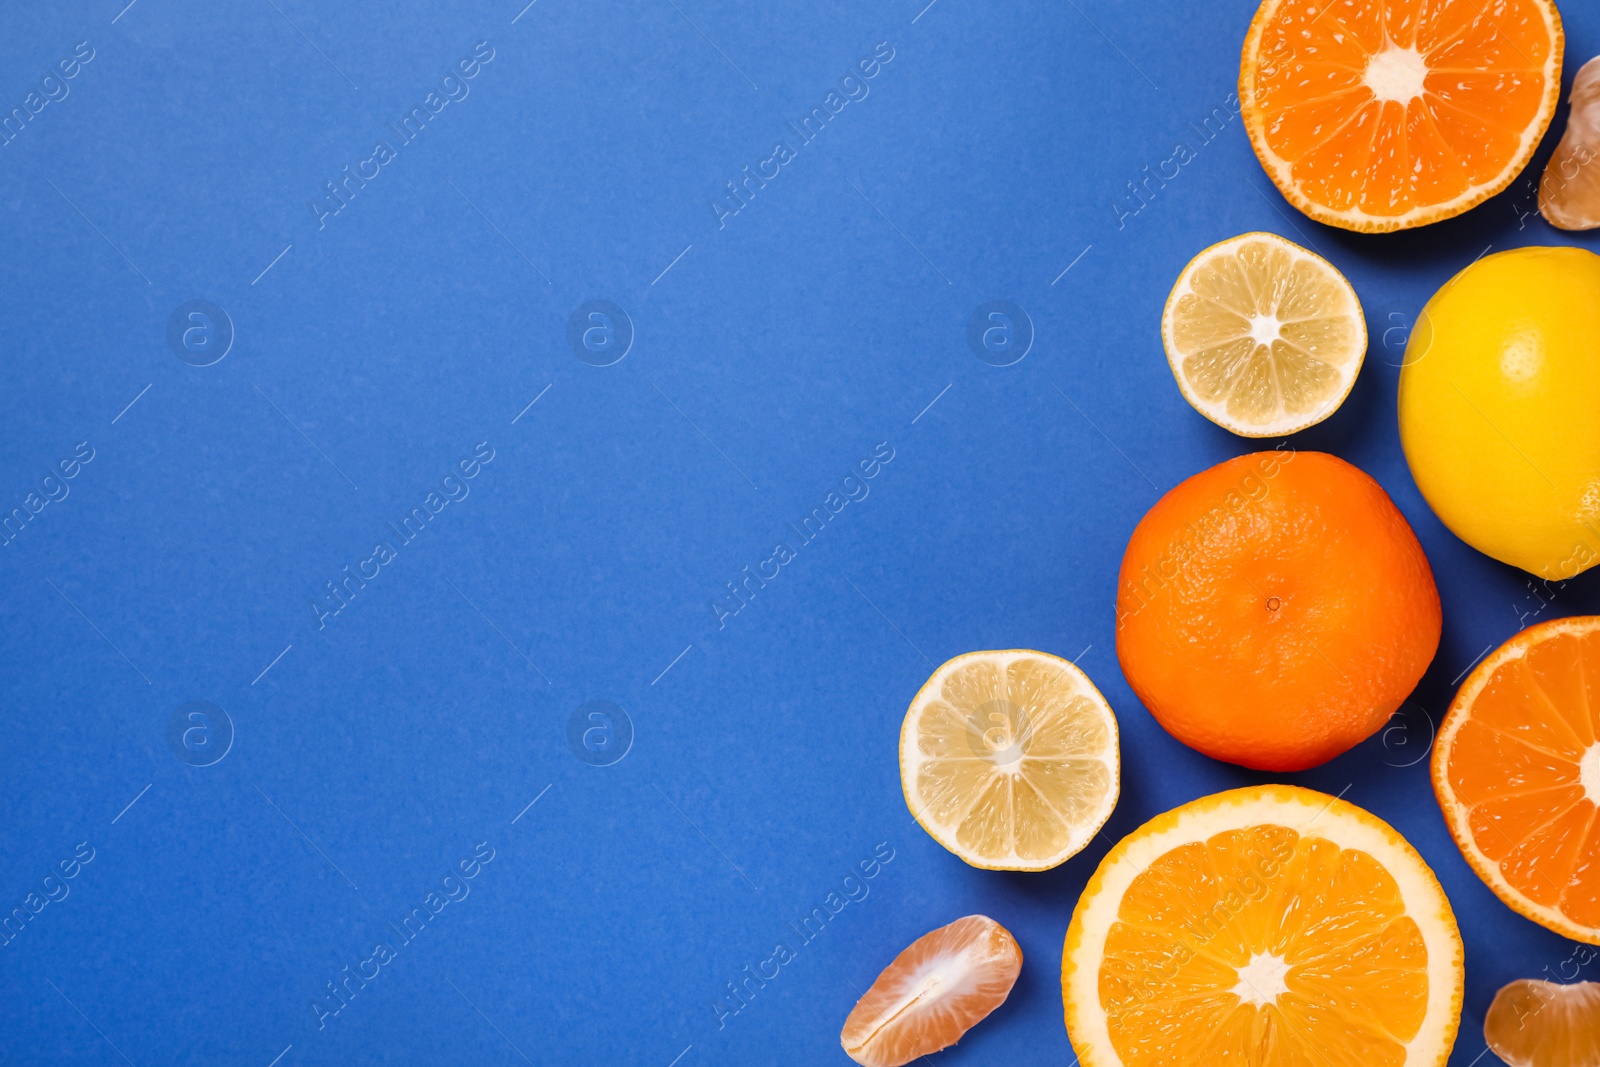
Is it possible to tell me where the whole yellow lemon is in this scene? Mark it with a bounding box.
[1399,247,1600,580]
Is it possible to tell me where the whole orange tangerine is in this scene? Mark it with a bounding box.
[1116,450,1440,771]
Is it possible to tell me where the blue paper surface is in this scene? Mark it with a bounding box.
[2,0,1599,1063]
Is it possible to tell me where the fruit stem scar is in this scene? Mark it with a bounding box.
[1266,596,1281,612]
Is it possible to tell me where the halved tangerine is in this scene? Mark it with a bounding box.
[1433,616,1600,944]
[1240,0,1564,232]
[840,915,1022,1067]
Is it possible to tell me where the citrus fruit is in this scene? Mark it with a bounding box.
[1117,450,1440,771]
[1062,785,1465,1067]
[1540,57,1600,231]
[1398,247,1600,581]
[899,650,1119,871]
[1433,616,1600,943]
[1162,232,1367,437]
[1485,979,1600,1067]
[1239,0,1564,232]
[841,915,1022,1067]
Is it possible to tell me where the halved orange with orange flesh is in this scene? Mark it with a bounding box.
[1240,0,1564,232]
[841,915,1022,1067]
[1433,616,1600,944]
[1063,785,1463,1066]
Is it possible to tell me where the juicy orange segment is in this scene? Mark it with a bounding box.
[1434,616,1600,943]
[841,915,1022,1067]
[1063,786,1464,1067]
[1485,979,1600,1067]
[1240,0,1564,232]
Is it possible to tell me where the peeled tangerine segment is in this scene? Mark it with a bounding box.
[1486,980,1600,1067]
[1541,57,1600,231]
[841,915,1023,1067]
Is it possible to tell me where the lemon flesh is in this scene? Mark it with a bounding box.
[1162,232,1367,438]
[900,650,1120,872]
[1399,247,1600,580]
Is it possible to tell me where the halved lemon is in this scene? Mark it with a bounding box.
[899,649,1119,872]
[1162,232,1367,437]
[1063,785,1463,1067]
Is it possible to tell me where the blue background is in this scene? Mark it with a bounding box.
[2,0,1597,1063]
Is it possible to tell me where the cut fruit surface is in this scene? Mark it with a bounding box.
[900,650,1119,871]
[1161,233,1366,437]
[1485,980,1600,1067]
[1541,56,1600,231]
[1063,785,1463,1067]
[1433,616,1600,944]
[841,915,1022,1067]
[1240,0,1564,232]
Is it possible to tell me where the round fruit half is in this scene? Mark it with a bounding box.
[1434,616,1600,944]
[1162,231,1366,437]
[1240,0,1564,232]
[1063,785,1464,1067]
[900,650,1119,871]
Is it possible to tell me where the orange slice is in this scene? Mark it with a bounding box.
[1485,979,1600,1067]
[1240,0,1564,232]
[1063,785,1464,1067]
[1433,616,1600,944]
[840,915,1022,1067]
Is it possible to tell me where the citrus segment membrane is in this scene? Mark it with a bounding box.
[1540,56,1600,231]
[1163,233,1366,437]
[841,915,1022,1067]
[900,650,1119,871]
[1485,979,1600,1067]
